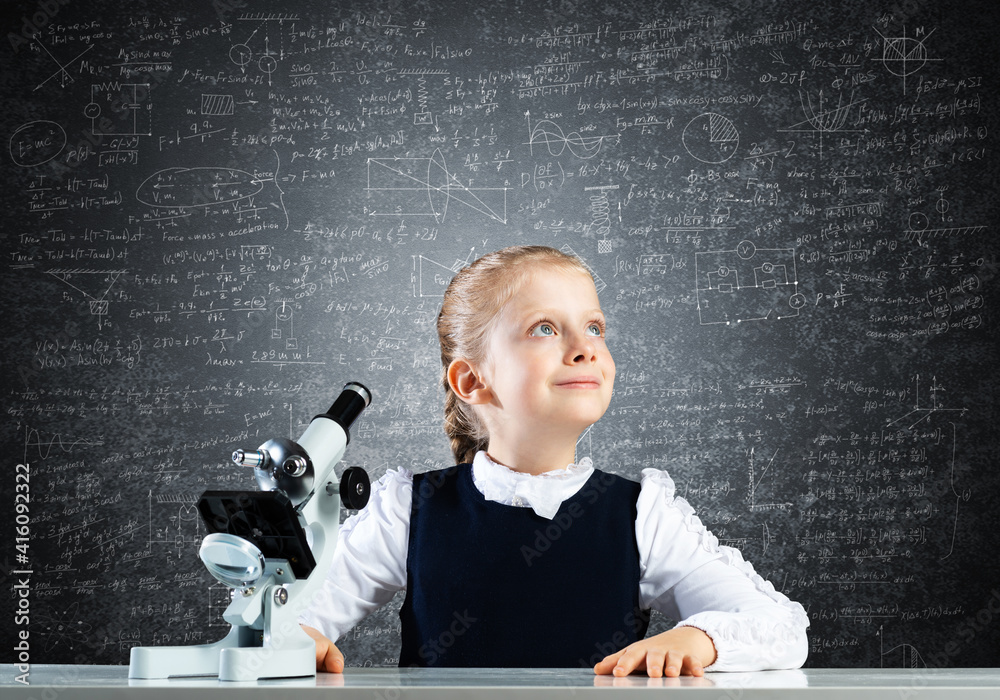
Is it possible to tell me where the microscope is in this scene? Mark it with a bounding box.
[129,382,372,681]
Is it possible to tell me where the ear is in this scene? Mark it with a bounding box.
[447,358,492,405]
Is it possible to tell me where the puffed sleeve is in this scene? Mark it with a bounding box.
[298,467,412,642]
[636,468,809,671]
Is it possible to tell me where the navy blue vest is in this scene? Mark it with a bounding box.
[399,464,649,668]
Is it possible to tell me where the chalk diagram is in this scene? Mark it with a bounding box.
[903,210,986,244]
[694,240,804,325]
[272,300,298,349]
[412,248,484,298]
[23,425,105,462]
[366,148,509,224]
[682,112,740,164]
[35,602,93,653]
[747,447,794,513]
[404,68,450,127]
[207,583,235,628]
[231,12,300,85]
[147,492,203,560]
[201,93,235,116]
[135,150,289,228]
[28,34,95,91]
[873,26,941,94]
[85,83,152,137]
[526,114,621,160]
[136,166,263,207]
[412,253,463,297]
[778,90,867,159]
[885,375,969,561]
[44,268,127,330]
[878,631,928,669]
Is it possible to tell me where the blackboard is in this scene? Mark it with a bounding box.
[3,0,998,670]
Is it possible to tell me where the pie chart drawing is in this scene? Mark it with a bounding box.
[682,112,740,164]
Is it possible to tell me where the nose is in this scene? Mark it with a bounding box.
[565,331,598,364]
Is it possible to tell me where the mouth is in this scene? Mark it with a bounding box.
[555,377,602,389]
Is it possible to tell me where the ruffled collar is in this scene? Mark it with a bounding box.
[470,450,594,520]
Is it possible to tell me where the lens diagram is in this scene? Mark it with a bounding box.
[365,148,509,224]
[695,240,805,325]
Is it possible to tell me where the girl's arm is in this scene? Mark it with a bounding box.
[612,468,809,674]
[645,554,809,671]
[297,467,413,667]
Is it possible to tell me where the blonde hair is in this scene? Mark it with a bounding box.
[436,245,594,464]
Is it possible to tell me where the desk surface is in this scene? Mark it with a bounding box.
[2,665,999,699]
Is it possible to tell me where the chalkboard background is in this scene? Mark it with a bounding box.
[3,0,998,670]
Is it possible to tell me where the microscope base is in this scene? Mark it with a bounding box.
[129,625,247,680]
[129,607,316,681]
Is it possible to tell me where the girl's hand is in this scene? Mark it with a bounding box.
[593,626,717,678]
[301,624,345,673]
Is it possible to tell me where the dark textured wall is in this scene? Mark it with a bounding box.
[2,0,998,669]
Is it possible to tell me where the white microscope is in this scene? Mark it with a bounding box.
[129,382,372,681]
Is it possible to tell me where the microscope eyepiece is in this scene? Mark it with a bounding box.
[316,382,372,439]
[343,382,372,407]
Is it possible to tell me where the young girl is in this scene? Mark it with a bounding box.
[300,245,809,677]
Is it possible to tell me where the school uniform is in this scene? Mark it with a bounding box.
[300,451,809,670]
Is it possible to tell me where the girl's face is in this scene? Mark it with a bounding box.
[479,265,615,442]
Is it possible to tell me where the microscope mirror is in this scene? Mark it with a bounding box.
[199,532,266,589]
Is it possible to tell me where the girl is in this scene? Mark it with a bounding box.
[300,245,809,677]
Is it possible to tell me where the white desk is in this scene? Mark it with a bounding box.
[2,665,999,699]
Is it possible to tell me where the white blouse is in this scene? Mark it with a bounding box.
[299,451,810,671]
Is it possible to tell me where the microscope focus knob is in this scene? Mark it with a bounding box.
[339,467,370,510]
[282,455,309,477]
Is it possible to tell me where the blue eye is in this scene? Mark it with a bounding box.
[587,323,603,336]
[530,323,555,337]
